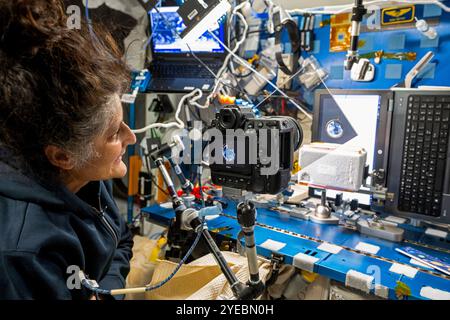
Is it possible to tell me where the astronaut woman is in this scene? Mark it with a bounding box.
[0,0,136,299]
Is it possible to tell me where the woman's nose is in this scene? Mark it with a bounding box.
[123,123,136,146]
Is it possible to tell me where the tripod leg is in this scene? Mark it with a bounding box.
[237,201,265,292]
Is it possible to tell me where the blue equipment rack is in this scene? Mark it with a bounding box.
[141,200,450,300]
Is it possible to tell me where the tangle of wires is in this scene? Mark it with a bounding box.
[141,134,171,199]
[142,216,205,292]
[81,216,206,295]
[150,5,253,102]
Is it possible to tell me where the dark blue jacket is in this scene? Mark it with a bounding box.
[0,159,133,299]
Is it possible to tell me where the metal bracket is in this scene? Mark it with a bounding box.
[265,253,286,287]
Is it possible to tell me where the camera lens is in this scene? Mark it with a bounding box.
[218,108,239,130]
[287,118,303,151]
[271,116,303,151]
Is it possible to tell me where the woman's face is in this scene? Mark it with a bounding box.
[72,95,136,182]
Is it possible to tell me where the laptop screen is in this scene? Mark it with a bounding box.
[317,94,381,175]
[150,6,226,54]
[310,90,389,207]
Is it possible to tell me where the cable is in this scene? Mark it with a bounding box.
[85,0,94,36]
[143,219,204,292]
[198,164,205,208]
[132,2,250,133]
[227,19,254,80]
[187,45,253,100]
[208,30,313,120]
[252,57,307,110]
[286,0,450,15]
[124,38,145,62]
[229,28,264,44]
[189,1,251,110]
[132,88,201,134]
[143,153,170,197]
[80,218,205,296]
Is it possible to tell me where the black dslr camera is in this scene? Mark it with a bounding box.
[207,106,302,194]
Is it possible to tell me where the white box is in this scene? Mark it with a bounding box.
[298,143,367,192]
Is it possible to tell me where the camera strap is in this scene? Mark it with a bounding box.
[274,11,301,76]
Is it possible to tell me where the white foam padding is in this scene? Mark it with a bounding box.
[355,242,380,254]
[384,215,407,224]
[420,286,450,300]
[389,263,418,278]
[292,253,319,272]
[345,270,374,294]
[260,239,286,252]
[317,242,343,254]
[375,284,389,299]
[425,228,448,239]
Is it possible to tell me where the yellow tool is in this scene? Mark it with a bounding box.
[149,236,168,263]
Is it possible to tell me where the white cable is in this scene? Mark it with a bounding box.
[132,0,448,134]
[190,1,250,109]
[253,63,308,110]
[419,0,450,12]
[266,0,275,33]
[131,89,202,134]
[286,0,450,15]
[292,0,389,15]
[208,31,313,119]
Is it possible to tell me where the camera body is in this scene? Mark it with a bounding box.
[208,106,302,194]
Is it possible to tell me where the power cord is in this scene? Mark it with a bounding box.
[80,217,206,296]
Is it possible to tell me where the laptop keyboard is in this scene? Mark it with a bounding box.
[398,95,450,217]
[150,63,222,79]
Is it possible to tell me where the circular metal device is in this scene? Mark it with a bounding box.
[315,204,331,219]
[326,119,344,139]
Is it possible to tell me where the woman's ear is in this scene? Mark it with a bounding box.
[44,145,75,170]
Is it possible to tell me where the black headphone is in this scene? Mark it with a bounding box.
[274,14,301,76]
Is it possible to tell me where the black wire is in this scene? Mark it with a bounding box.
[187,103,202,122]
[188,46,253,99]
[229,29,265,44]
[226,13,254,79]
[228,56,252,78]
[198,165,205,208]
[258,95,311,120]
[124,38,144,62]
[143,153,170,197]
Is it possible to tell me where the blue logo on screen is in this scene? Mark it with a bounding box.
[326,119,344,139]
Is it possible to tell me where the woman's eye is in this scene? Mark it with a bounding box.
[110,126,121,140]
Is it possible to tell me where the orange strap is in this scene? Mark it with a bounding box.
[128,155,142,196]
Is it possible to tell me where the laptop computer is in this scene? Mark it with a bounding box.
[310,89,392,209]
[310,88,450,224]
[146,6,227,93]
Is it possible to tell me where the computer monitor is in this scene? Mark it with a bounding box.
[149,6,226,55]
[311,89,393,207]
